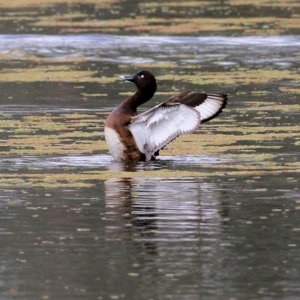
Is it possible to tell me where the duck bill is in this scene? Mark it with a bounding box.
[119,74,135,82]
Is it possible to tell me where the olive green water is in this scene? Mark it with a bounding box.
[0,1,300,299]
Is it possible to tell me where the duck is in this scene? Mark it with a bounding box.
[104,70,227,162]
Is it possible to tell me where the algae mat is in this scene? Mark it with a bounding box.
[0,38,300,187]
[0,35,299,187]
[0,0,299,35]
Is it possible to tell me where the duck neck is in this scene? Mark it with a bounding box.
[120,89,155,113]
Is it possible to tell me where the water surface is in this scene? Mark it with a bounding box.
[0,34,299,299]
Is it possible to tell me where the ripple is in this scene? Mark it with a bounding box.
[0,154,111,170]
[0,34,299,61]
[0,154,228,171]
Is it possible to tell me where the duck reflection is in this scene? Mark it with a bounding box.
[104,176,228,254]
[106,159,165,172]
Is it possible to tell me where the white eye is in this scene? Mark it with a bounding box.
[140,74,144,79]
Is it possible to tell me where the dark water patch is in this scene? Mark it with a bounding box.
[0,175,299,299]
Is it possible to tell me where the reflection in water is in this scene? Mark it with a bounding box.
[0,175,300,299]
[105,177,226,243]
[106,160,165,172]
[103,176,300,299]
[106,155,229,172]
[104,176,229,295]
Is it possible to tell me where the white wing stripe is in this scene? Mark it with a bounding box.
[128,104,200,160]
[128,93,226,160]
[195,96,225,121]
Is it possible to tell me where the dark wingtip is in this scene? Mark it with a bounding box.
[200,93,228,124]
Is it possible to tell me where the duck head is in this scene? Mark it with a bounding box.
[120,70,157,96]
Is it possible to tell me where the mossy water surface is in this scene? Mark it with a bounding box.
[0,0,299,35]
[0,34,299,187]
[0,2,300,299]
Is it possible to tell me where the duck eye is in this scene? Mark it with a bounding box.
[140,74,144,79]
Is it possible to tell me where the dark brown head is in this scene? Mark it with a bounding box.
[120,70,157,96]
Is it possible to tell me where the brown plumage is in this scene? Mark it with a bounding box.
[105,70,228,162]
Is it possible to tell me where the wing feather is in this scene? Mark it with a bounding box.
[193,93,227,123]
[127,92,227,161]
[166,92,227,123]
[128,104,200,161]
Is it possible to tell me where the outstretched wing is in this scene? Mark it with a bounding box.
[128,103,200,161]
[166,91,228,123]
[128,92,227,161]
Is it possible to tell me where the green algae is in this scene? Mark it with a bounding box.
[0,158,299,188]
[0,0,299,36]
[158,69,298,85]
[0,100,299,188]
[0,0,299,188]
[0,65,118,83]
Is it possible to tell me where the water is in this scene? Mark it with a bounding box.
[1,177,300,299]
[0,33,299,299]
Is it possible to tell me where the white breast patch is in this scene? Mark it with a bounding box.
[104,127,126,162]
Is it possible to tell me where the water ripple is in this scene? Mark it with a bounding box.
[0,34,299,61]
